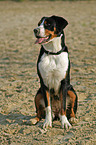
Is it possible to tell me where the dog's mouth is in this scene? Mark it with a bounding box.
[35,35,51,44]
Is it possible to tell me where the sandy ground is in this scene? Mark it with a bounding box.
[0,1,96,145]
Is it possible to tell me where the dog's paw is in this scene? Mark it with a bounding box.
[27,117,39,125]
[31,118,38,125]
[43,118,52,129]
[69,117,78,124]
[60,115,71,129]
[43,106,52,128]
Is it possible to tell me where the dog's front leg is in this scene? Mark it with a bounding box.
[60,80,71,129]
[43,90,52,128]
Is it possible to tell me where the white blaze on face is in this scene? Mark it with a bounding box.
[39,25,45,37]
[37,19,46,37]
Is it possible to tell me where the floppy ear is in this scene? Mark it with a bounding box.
[51,15,68,34]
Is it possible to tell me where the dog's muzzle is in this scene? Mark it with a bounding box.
[34,28,51,44]
[34,28,40,37]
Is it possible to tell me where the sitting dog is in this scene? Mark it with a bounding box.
[33,15,78,129]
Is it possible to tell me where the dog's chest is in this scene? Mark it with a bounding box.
[38,52,68,93]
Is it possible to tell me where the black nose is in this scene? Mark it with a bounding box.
[34,28,39,34]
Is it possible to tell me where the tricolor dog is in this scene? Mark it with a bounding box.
[33,15,78,129]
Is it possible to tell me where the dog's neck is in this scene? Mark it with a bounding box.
[43,35,63,53]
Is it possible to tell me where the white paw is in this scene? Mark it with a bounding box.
[43,117,52,128]
[30,118,38,125]
[25,117,38,125]
[43,106,52,128]
[60,115,71,129]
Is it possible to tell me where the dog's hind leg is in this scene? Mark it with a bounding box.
[67,85,78,124]
[31,88,45,125]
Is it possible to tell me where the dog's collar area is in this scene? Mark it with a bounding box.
[42,45,66,55]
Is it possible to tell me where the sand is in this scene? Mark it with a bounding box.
[0,1,96,144]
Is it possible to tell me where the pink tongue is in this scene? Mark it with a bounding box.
[35,38,45,44]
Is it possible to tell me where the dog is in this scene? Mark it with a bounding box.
[33,15,78,129]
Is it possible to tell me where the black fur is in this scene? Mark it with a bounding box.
[51,15,68,35]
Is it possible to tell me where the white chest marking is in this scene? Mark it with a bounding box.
[39,52,68,93]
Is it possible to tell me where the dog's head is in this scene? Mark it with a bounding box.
[34,15,68,44]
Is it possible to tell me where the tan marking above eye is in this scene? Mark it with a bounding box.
[44,21,47,24]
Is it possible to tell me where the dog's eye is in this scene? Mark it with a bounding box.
[45,23,51,27]
[47,23,51,26]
